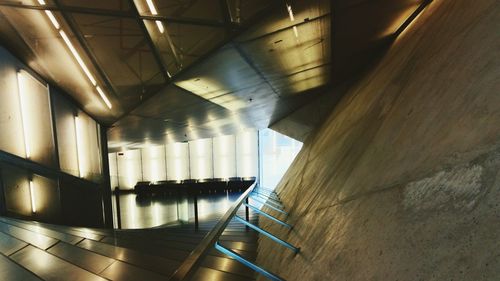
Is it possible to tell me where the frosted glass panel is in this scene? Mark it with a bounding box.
[0,49,25,156]
[109,153,118,189]
[236,129,258,177]
[189,138,213,180]
[17,70,57,167]
[53,91,79,177]
[117,149,142,190]
[166,143,189,180]
[141,145,167,182]
[213,135,236,178]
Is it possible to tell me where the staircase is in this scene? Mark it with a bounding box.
[0,210,259,281]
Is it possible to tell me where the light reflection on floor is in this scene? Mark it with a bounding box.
[113,191,242,229]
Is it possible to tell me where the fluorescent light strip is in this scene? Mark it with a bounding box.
[74,116,84,178]
[145,0,164,33]
[96,86,112,109]
[155,20,165,33]
[293,26,299,37]
[45,10,60,29]
[37,1,112,110]
[59,31,97,86]
[29,180,36,213]
[146,0,158,15]
[287,4,295,21]
[17,72,31,159]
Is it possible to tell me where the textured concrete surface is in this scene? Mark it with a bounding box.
[256,0,500,280]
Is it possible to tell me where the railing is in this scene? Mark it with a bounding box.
[169,183,299,281]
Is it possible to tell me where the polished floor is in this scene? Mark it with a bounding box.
[113,191,244,229]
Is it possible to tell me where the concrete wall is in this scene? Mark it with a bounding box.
[256,0,500,280]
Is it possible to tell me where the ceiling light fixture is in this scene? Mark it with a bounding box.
[145,0,165,33]
[36,1,112,109]
[96,86,112,109]
[146,0,158,14]
[59,30,97,86]
[287,4,295,21]
[45,10,60,29]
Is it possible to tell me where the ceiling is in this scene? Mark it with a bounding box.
[0,0,429,151]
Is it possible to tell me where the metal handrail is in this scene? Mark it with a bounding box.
[169,182,298,281]
[168,182,257,281]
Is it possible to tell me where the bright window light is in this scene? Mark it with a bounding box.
[155,20,165,33]
[96,86,112,109]
[37,0,46,4]
[45,10,60,29]
[59,30,97,86]
[17,71,31,159]
[74,116,84,178]
[287,4,295,21]
[29,180,36,213]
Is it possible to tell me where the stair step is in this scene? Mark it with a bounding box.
[47,242,115,275]
[0,221,58,250]
[10,245,106,281]
[0,217,84,245]
[77,239,180,277]
[0,253,42,281]
[0,231,28,256]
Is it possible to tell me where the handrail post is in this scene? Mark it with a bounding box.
[245,197,249,231]
[235,216,300,253]
[214,242,285,281]
[194,193,199,231]
[244,203,291,228]
[114,187,121,229]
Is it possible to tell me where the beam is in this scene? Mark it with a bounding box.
[0,1,226,27]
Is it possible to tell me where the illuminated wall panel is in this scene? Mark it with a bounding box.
[0,48,25,157]
[189,138,213,180]
[141,145,167,182]
[75,112,102,181]
[17,70,57,167]
[236,129,258,177]
[166,142,189,180]
[1,164,60,220]
[117,149,142,190]
[213,135,236,178]
[52,91,79,177]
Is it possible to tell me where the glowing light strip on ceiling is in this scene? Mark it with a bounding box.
[37,0,112,109]
[146,0,165,33]
[286,3,299,38]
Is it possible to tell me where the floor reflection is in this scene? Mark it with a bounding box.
[113,191,242,229]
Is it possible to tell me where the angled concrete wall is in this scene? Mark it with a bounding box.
[256,0,500,280]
